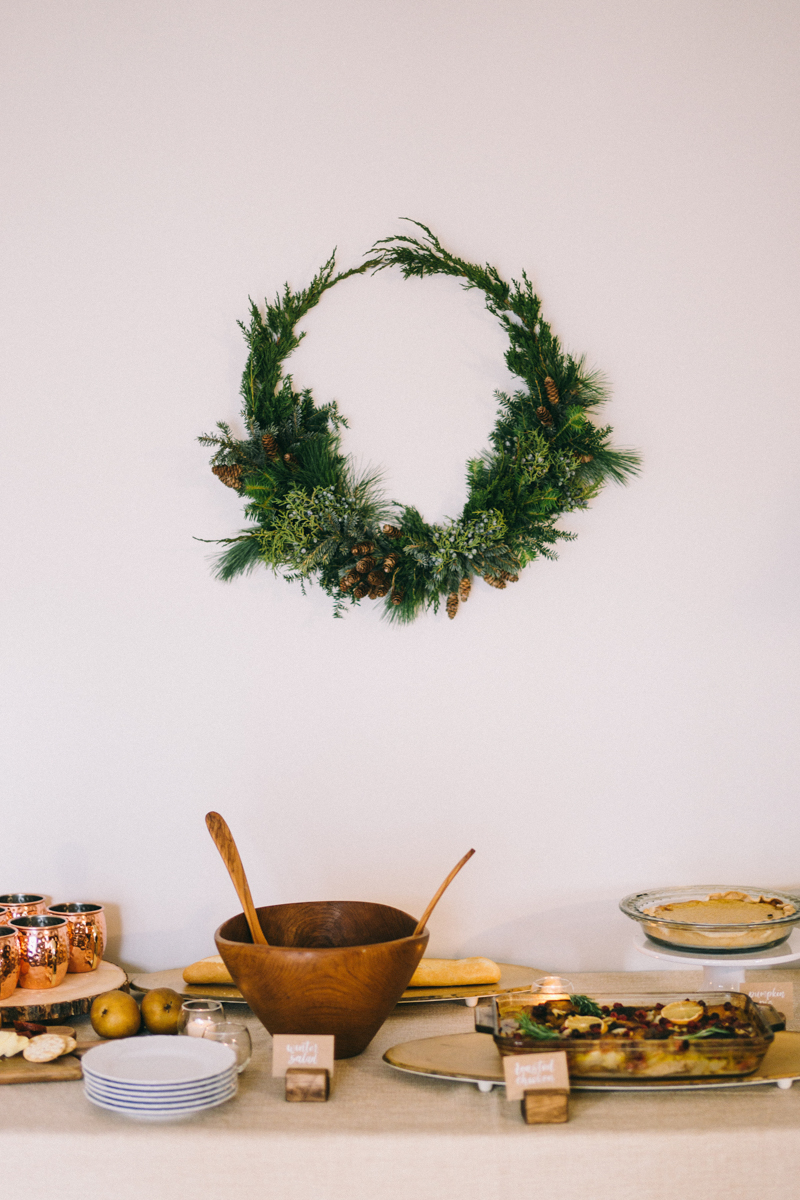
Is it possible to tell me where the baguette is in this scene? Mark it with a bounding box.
[182,955,235,986]
[407,957,501,987]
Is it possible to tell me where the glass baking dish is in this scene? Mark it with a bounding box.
[619,885,800,953]
[492,990,774,1080]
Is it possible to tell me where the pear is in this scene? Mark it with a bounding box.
[90,990,141,1039]
[141,987,182,1035]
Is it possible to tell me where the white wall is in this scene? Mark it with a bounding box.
[2,0,799,975]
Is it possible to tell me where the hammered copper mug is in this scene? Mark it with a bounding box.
[0,926,21,999]
[0,894,47,920]
[11,915,69,989]
[47,903,106,973]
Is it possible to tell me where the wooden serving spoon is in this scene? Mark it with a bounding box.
[205,811,268,945]
[412,848,475,937]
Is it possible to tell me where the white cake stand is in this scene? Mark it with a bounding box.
[633,929,800,990]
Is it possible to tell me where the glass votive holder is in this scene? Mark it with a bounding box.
[177,998,224,1037]
[532,976,575,1001]
[203,1021,252,1073]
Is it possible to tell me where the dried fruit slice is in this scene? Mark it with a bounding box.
[660,1001,704,1025]
[563,1014,608,1033]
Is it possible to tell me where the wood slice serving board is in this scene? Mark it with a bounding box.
[0,962,127,1025]
[384,1030,800,1091]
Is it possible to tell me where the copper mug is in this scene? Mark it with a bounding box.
[11,915,70,990]
[0,894,47,920]
[47,903,106,973]
[0,926,21,999]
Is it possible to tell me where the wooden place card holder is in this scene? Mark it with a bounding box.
[272,1035,335,1102]
[503,1051,570,1124]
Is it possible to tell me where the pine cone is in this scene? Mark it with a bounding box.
[351,543,375,556]
[368,586,381,599]
[498,571,519,583]
[536,406,553,426]
[367,571,388,586]
[353,584,368,599]
[458,577,471,602]
[283,453,298,466]
[356,556,376,574]
[212,464,242,489]
[375,584,390,597]
[579,453,593,463]
[484,573,507,589]
[382,525,402,539]
[261,433,279,461]
[446,592,459,620]
[383,554,398,574]
[544,376,559,406]
[339,571,359,592]
[391,589,404,606]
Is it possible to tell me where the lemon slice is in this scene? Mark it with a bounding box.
[563,1014,607,1033]
[660,1001,703,1024]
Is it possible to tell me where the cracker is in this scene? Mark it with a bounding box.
[22,1034,70,1063]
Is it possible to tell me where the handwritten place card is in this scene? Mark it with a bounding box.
[746,981,793,1013]
[271,1035,335,1078]
[503,1051,570,1101]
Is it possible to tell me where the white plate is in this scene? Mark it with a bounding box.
[84,1083,237,1121]
[81,1035,237,1085]
[83,1075,236,1102]
[84,1079,237,1107]
[83,1078,236,1101]
[81,1070,237,1099]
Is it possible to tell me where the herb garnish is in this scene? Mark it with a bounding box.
[683,1026,731,1040]
[516,1012,559,1040]
[569,994,603,1018]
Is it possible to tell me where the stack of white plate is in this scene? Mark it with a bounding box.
[82,1035,238,1120]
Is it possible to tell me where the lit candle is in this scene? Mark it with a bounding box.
[185,1014,218,1037]
[179,999,223,1037]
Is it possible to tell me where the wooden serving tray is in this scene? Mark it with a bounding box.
[0,1026,93,1084]
[399,962,543,1004]
[384,1030,800,1091]
[0,962,127,1025]
[131,961,542,1008]
[130,968,247,1003]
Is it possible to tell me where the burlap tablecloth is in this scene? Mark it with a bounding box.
[3,969,799,1200]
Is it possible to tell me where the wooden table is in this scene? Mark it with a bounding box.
[3,968,800,1200]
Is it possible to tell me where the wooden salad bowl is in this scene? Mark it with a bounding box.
[215,901,429,1058]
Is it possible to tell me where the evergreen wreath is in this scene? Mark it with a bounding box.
[200,222,640,622]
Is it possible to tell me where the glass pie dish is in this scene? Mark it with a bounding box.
[491,989,774,1080]
[619,885,800,953]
